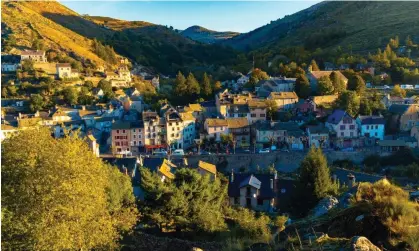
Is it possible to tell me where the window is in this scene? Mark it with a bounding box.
[132,129,136,133]
[375,125,378,129]
[169,123,172,126]
[116,130,119,133]
[246,187,251,196]
[350,125,355,130]
[251,114,256,118]
[366,125,369,130]
[176,122,179,126]
[341,132,344,136]
[246,198,251,207]
[257,198,263,206]
[171,133,174,137]
[133,141,136,146]
[375,132,377,136]
[133,135,136,139]
[340,125,345,130]
[260,114,265,117]
[122,130,126,133]
[350,132,353,137]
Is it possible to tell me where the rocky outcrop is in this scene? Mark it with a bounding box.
[350,236,381,251]
[312,196,339,217]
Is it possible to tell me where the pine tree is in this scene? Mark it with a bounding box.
[213,81,222,93]
[174,71,187,96]
[185,72,200,96]
[296,148,333,209]
[295,74,311,99]
[310,59,320,71]
[201,72,212,97]
[330,71,346,94]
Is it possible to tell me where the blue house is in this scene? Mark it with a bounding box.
[357,115,385,141]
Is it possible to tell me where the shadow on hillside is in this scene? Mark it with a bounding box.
[41,12,110,39]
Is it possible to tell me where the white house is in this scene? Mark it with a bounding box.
[56,63,72,78]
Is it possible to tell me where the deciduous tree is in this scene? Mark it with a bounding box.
[295,74,311,99]
[317,76,334,95]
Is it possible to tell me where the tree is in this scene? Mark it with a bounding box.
[78,87,93,105]
[336,91,360,117]
[295,147,334,210]
[201,72,212,96]
[84,80,94,91]
[295,74,311,99]
[317,76,334,95]
[310,59,320,71]
[330,71,346,94]
[265,99,278,120]
[348,75,366,95]
[29,94,45,112]
[21,59,34,72]
[6,86,18,97]
[251,68,269,82]
[185,72,200,96]
[63,87,79,105]
[140,167,227,233]
[174,71,187,96]
[213,81,222,93]
[392,84,406,98]
[2,128,139,250]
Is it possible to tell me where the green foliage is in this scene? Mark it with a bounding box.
[295,74,311,99]
[391,84,406,98]
[317,76,334,95]
[201,72,212,97]
[140,167,227,234]
[21,59,34,72]
[62,86,79,105]
[78,86,94,105]
[354,180,419,249]
[348,75,366,95]
[29,94,45,112]
[335,91,360,117]
[213,80,222,93]
[92,39,117,64]
[330,71,346,94]
[265,99,278,120]
[295,148,335,214]
[185,72,200,96]
[310,59,320,71]
[1,128,139,250]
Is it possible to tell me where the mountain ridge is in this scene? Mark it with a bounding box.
[180,25,239,44]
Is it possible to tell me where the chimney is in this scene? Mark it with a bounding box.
[348,173,355,187]
[270,179,274,189]
[230,169,234,183]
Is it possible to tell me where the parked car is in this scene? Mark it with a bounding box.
[153,149,168,156]
[258,148,270,154]
[172,149,185,156]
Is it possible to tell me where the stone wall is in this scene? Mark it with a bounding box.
[185,150,390,173]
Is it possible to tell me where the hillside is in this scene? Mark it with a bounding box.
[1,1,114,67]
[224,1,419,52]
[1,1,246,75]
[180,25,239,44]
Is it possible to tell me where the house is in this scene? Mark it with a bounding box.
[267,92,298,110]
[143,111,165,151]
[92,88,104,99]
[388,104,419,132]
[204,118,229,141]
[102,157,138,178]
[86,134,100,157]
[56,63,72,78]
[1,55,20,72]
[256,77,296,94]
[248,100,267,124]
[254,120,304,149]
[144,75,160,90]
[226,104,249,119]
[227,117,250,147]
[180,112,196,149]
[139,157,176,182]
[228,172,278,212]
[306,124,330,148]
[111,121,144,154]
[381,94,405,108]
[1,124,19,141]
[307,69,348,92]
[296,99,316,113]
[165,109,185,150]
[197,160,217,179]
[326,110,359,148]
[378,140,407,152]
[130,96,144,113]
[20,50,47,62]
[357,115,385,141]
[184,103,204,121]
[237,74,249,85]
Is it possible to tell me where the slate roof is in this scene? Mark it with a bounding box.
[327,110,350,125]
[307,124,329,134]
[111,121,131,130]
[102,157,137,174]
[332,168,383,186]
[228,173,276,199]
[388,104,411,115]
[248,100,267,109]
[359,116,386,125]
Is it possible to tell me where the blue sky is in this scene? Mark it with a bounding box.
[61,1,320,33]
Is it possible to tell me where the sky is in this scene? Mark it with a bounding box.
[61,1,320,33]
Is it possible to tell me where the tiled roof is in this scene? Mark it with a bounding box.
[226,117,249,129]
[310,70,348,82]
[327,110,350,125]
[312,95,338,105]
[21,50,44,56]
[159,159,175,179]
[186,103,202,112]
[180,112,195,121]
[248,100,267,109]
[269,92,298,100]
[57,63,71,67]
[198,160,217,175]
[206,118,228,127]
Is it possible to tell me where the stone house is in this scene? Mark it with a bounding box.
[388,104,419,132]
[306,124,330,148]
[228,172,278,212]
[21,50,47,62]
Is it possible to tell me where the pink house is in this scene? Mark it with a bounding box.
[326,110,359,139]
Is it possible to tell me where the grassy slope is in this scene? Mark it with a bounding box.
[224,1,419,52]
[180,25,239,44]
[1,1,113,67]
